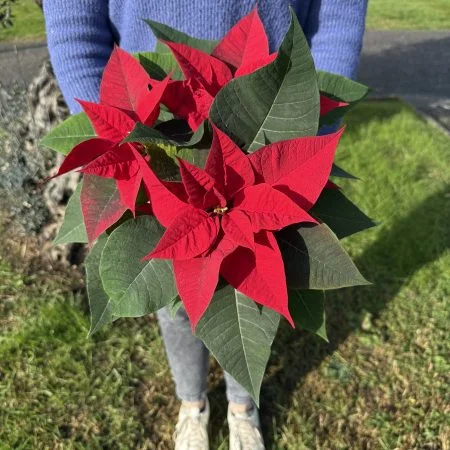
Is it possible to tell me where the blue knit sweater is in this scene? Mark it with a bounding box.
[43,0,368,114]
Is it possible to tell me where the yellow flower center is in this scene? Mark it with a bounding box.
[213,206,228,216]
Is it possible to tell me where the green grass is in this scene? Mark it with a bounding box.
[367,0,450,30]
[1,100,450,449]
[0,0,45,42]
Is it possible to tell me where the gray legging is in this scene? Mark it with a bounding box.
[157,306,253,405]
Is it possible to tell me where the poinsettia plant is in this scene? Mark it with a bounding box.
[41,8,374,403]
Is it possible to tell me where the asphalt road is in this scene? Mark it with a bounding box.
[0,41,48,88]
[1,30,449,131]
[359,31,450,131]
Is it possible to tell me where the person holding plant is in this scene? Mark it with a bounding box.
[43,1,368,449]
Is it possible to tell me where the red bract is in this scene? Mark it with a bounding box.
[211,8,276,77]
[54,47,169,241]
[162,8,276,130]
[138,124,344,329]
[162,8,348,131]
[99,46,163,124]
[320,95,348,116]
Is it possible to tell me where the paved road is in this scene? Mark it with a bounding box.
[0,41,48,88]
[359,31,450,132]
[1,31,450,131]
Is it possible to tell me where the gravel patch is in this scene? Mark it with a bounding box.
[0,82,51,233]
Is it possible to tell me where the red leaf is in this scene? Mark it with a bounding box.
[79,143,143,214]
[54,138,112,177]
[136,75,170,125]
[178,158,225,209]
[249,129,344,210]
[116,171,143,215]
[320,95,348,116]
[325,180,340,190]
[81,174,128,242]
[173,235,237,330]
[162,79,212,131]
[233,183,316,232]
[135,203,153,215]
[136,150,192,227]
[99,46,152,115]
[162,180,189,203]
[221,230,293,326]
[206,124,254,198]
[221,210,254,250]
[81,144,138,180]
[148,210,219,260]
[78,100,135,142]
[163,40,232,95]
[212,8,269,70]
[234,53,277,78]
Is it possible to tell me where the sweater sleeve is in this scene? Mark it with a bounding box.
[43,0,114,113]
[302,0,368,80]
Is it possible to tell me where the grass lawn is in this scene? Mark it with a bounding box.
[0,0,45,42]
[1,99,449,449]
[367,0,450,30]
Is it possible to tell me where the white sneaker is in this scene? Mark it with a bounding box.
[173,397,210,450]
[227,404,265,450]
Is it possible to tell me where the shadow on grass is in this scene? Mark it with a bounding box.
[259,183,450,448]
[344,98,406,129]
[207,183,450,447]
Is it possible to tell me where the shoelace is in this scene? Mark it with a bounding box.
[232,413,263,449]
[173,414,208,449]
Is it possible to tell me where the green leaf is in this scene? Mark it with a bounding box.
[137,51,184,80]
[100,216,178,317]
[168,297,183,319]
[319,105,353,128]
[176,146,210,169]
[123,122,208,176]
[318,71,370,127]
[156,120,205,147]
[40,113,95,154]
[278,223,371,290]
[85,234,113,336]
[210,9,319,153]
[122,122,177,146]
[144,19,218,54]
[289,290,328,341]
[310,188,376,239]
[157,108,175,123]
[53,182,88,245]
[123,122,203,148]
[195,285,280,405]
[155,40,172,54]
[331,164,358,180]
[318,71,370,103]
